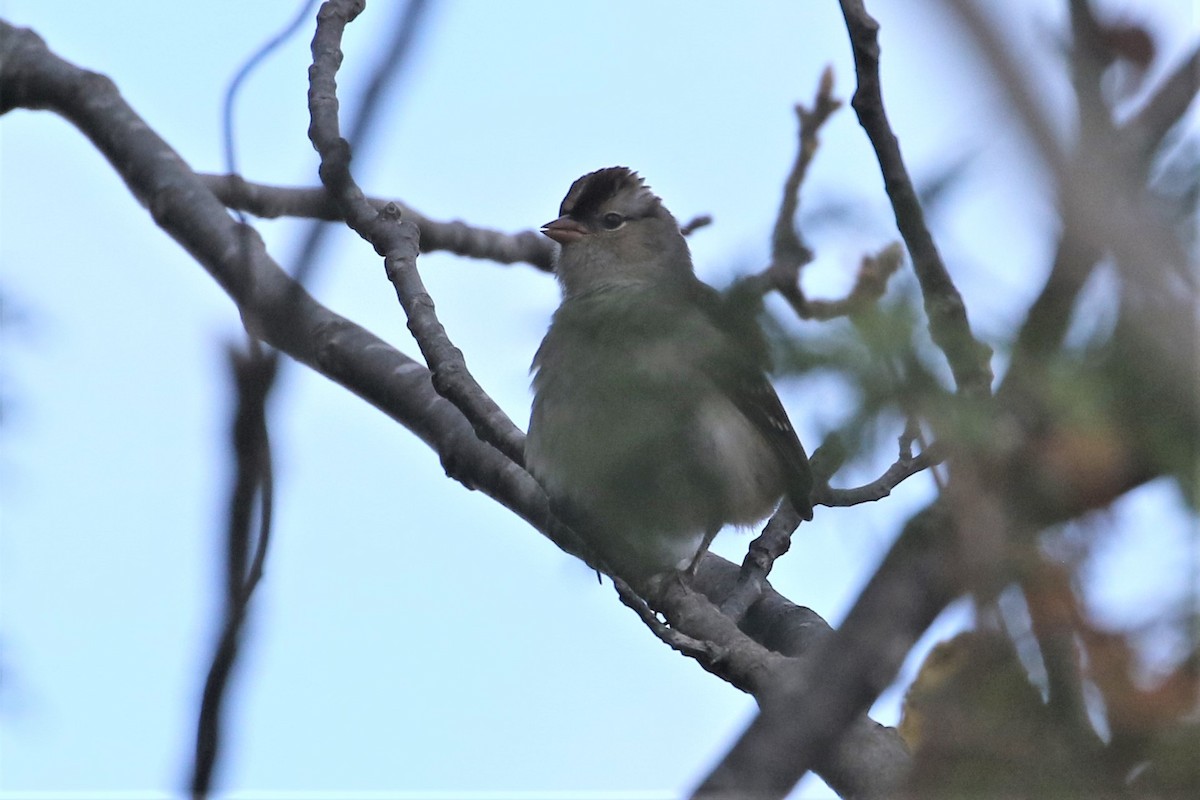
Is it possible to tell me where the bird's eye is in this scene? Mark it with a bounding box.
[601,212,625,230]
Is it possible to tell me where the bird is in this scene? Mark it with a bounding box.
[526,166,813,585]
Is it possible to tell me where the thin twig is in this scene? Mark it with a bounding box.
[816,441,945,507]
[198,173,556,271]
[716,71,870,617]
[719,242,908,621]
[191,343,275,800]
[717,431,861,622]
[695,3,998,792]
[773,65,842,270]
[719,422,942,625]
[190,1,321,789]
[736,66,843,308]
[221,0,320,182]
[783,242,905,321]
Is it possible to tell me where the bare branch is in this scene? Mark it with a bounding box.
[719,430,943,626]
[614,577,722,664]
[838,0,994,398]
[0,21,550,544]
[289,0,434,291]
[773,65,843,272]
[193,3,430,791]
[817,441,946,508]
[684,557,912,799]
[1004,233,1101,391]
[718,504,806,622]
[782,242,905,321]
[648,574,801,696]
[1019,561,1099,745]
[191,343,275,800]
[694,503,960,800]
[307,0,526,466]
[198,174,556,271]
[716,428,858,628]
[736,66,848,311]
[934,1,1070,183]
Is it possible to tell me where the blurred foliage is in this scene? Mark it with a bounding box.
[746,7,1199,796]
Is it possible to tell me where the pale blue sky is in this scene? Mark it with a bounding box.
[0,1,1196,798]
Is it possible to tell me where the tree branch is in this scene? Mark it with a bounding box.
[0,20,551,541]
[197,174,556,271]
[715,74,909,633]
[306,0,526,467]
[817,440,945,508]
[191,343,275,799]
[684,556,912,800]
[773,65,842,272]
[717,429,942,625]
[838,0,993,398]
[694,503,959,800]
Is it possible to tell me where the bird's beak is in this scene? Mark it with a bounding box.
[541,216,589,245]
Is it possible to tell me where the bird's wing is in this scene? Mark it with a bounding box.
[691,280,815,520]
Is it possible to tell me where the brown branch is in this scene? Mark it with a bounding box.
[695,4,1005,791]
[980,2,1198,424]
[198,173,556,271]
[307,0,526,467]
[838,0,993,399]
[695,409,1160,799]
[936,1,1070,186]
[1003,232,1101,393]
[1020,560,1099,744]
[998,1,1112,387]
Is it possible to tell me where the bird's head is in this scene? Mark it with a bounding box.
[542,167,693,296]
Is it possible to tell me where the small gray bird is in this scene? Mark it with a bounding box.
[526,167,813,583]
